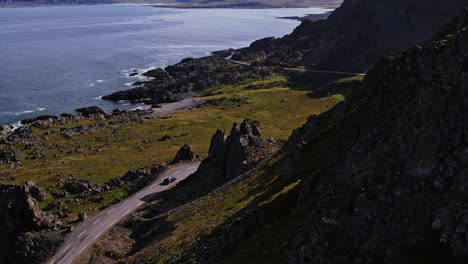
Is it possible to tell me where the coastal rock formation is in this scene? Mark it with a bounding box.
[102,56,275,104]
[75,106,106,117]
[2,127,39,144]
[231,0,468,72]
[0,146,23,164]
[0,124,13,136]
[172,144,196,163]
[0,181,63,263]
[22,115,58,129]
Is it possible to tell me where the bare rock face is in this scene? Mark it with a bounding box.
[0,146,23,164]
[206,119,268,180]
[0,181,62,263]
[172,144,197,163]
[24,180,48,202]
[207,129,226,161]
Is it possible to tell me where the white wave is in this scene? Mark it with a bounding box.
[14,107,46,116]
[96,80,104,83]
[89,83,95,87]
[12,121,23,130]
[125,83,133,87]
[94,95,103,100]
[15,110,34,115]
[131,105,150,111]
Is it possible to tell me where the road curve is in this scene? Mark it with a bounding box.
[48,161,201,264]
[225,57,366,76]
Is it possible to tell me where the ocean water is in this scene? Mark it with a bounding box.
[0,5,330,125]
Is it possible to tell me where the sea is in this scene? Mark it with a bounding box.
[0,4,330,125]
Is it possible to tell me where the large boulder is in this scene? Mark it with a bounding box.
[172,144,197,163]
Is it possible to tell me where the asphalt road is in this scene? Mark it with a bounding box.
[48,161,201,264]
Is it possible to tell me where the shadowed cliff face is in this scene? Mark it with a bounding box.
[282,10,468,262]
[169,9,468,264]
[232,0,468,72]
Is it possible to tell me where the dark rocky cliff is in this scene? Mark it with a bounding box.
[232,0,468,72]
[174,8,468,263]
[0,181,64,264]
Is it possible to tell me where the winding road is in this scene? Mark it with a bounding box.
[225,57,366,76]
[48,161,201,264]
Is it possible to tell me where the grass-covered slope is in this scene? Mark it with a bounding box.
[0,74,341,223]
[77,75,359,264]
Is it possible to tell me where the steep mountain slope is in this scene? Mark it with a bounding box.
[86,8,468,264]
[195,8,468,263]
[232,0,468,72]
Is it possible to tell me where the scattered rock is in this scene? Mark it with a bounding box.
[62,180,102,197]
[58,123,111,138]
[0,146,23,164]
[157,135,172,142]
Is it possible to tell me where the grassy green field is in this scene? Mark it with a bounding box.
[0,74,342,222]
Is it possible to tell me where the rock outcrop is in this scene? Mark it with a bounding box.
[0,146,23,164]
[0,181,63,263]
[24,180,48,202]
[172,144,197,163]
[106,163,167,192]
[206,119,268,180]
[75,106,106,117]
[62,179,102,197]
[102,56,275,104]
[207,129,226,161]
